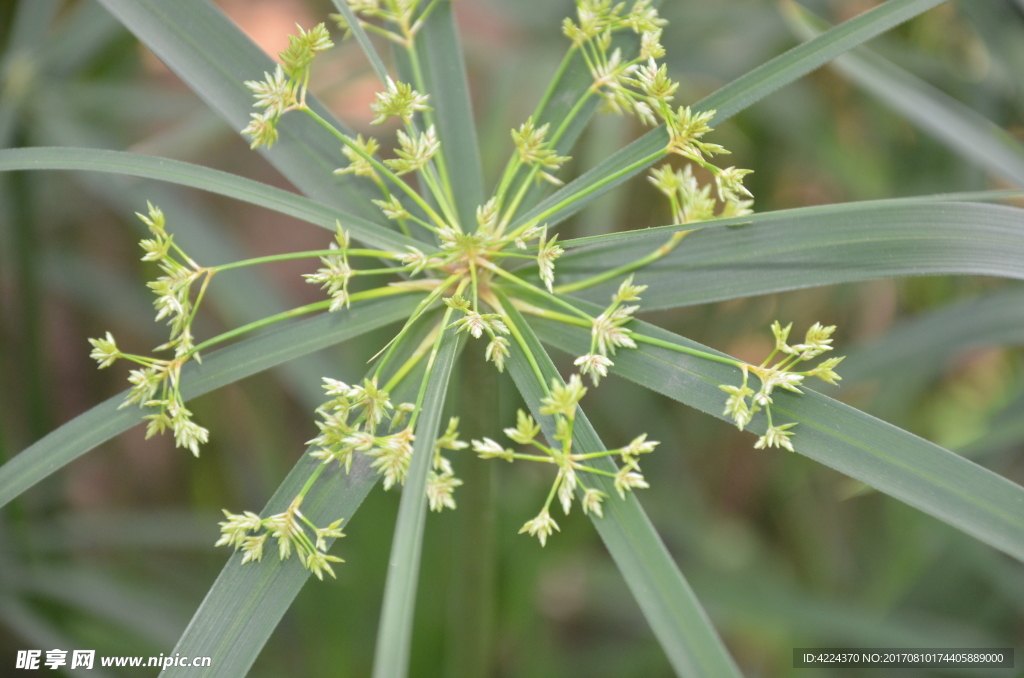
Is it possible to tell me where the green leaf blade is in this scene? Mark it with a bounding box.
[552,201,1024,310]
[371,328,462,678]
[0,147,427,252]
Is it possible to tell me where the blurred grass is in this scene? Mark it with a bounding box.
[0,0,1022,676]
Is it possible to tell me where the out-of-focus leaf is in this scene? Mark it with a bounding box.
[840,286,1024,385]
[786,1,1024,187]
[0,597,117,678]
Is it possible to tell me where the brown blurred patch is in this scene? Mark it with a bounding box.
[215,0,313,60]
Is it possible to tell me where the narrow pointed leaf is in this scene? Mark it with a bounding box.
[786,1,1024,187]
[526,303,1024,562]
[499,293,742,678]
[0,147,427,252]
[550,201,1024,310]
[558,191,1024,249]
[0,295,421,510]
[372,329,462,678]
[512,0,951,232]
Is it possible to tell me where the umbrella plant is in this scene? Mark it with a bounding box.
[2,0,1023,676]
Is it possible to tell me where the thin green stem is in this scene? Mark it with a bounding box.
[303,107,448,230]
[409,280,467,429]
[571,450,621,461]
[383,321,441,393]
[508,298,591,328]
[360,21,406,45]
[510,453,555,463]
[541,475,561,512]
[296,465,327,503]
[189,284,419,356]
[372,273,460,379]
[410,0,443,34]
[631,333,744,369]
[507,150,667,242]
[184,271,214,335]
[576,466,617,479]
[553,229,691,295]
[479,260,591,321]
[210,248,402,273]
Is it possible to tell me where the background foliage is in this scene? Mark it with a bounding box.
[1,0,1022,676]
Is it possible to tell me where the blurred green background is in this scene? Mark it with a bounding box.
[1,0,1022,676]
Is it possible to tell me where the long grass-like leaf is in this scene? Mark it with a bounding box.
[557,191,1024,249]
[512,0,951,232]
[526,304,1024,562]
[549,202,1024,310]
[371,330,462,678]
[785,1,1024,187]
[0,147,426,252]
[0,295,420,510]
[501,293,742,678]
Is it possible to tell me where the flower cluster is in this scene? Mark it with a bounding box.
[574,276,646,386]
[304,376,466,503]
[216,499,345,580]
[330,0,435,47]
[242,23,333,148]
[720,321,844,451]
[472,379,658,547]
[511,117,572,186]
[561,0,752,216]
[93,0,786,573]
[88,204,210,456]
[303,226,354,311]
[650,163,753,224]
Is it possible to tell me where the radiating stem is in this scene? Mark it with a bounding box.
[303,107,449,231]
[507,150,666,242]
[478,260,591,322]
[210,248,402,273]
[631,334,744,369]
[554,229,691,294]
